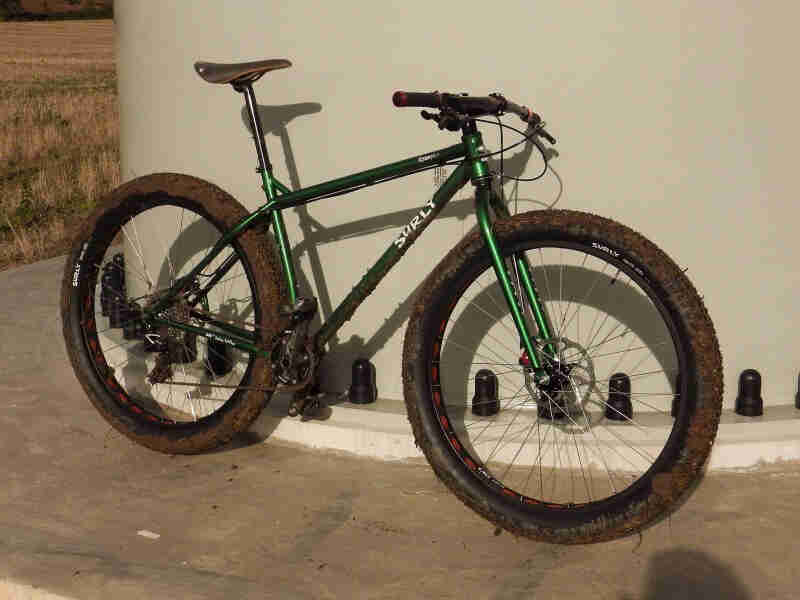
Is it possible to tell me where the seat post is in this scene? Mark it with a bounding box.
[235,81,299,303]
[236,82,276,200]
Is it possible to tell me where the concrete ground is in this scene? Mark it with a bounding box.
[1,256,798,600]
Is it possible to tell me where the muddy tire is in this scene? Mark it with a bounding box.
[61,173,287,454]
[402,209,722,543]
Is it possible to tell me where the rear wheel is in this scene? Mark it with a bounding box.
[403,209,722,543]
[61,173,287,454]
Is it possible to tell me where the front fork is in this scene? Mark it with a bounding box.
[474,184,557,381]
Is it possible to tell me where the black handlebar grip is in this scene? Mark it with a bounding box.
[392,91,441,108]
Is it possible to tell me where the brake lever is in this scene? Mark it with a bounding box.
[420,110,438,122]
[420,109,463,132]
[537,125,557,145]
[528,119,556,145]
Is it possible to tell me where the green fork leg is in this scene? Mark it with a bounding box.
[490,196,558,361]
[475,186,546,374]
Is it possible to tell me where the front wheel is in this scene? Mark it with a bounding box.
[403,210,722,543]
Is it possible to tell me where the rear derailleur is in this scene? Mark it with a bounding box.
[270,297,323,419]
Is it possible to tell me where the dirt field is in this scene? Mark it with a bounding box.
[0,19,117,271]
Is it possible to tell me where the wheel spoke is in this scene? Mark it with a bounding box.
[83,201,261,428]
[434,239,698,510]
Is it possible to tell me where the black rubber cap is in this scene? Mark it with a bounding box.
[206,337,233,377]
[605,372,632,421]
[349,358,376,404]
[795,373,800,410]
[735,369,763,417]
[472,369,499,416]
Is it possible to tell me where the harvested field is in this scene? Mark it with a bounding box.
[0,19,118,271]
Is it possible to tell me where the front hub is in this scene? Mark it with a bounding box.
[521,337,598,424]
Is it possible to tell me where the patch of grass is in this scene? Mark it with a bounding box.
[0,19,118,271]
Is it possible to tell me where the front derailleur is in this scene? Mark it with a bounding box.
[270,297,324,418]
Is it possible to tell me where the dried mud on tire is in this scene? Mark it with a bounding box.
[402,209,723,544]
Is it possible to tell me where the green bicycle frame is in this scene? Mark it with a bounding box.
[146,83,555,376]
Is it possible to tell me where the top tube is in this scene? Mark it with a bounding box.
[263,142,468,211]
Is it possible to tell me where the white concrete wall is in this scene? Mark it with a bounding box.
[116,1,800,406]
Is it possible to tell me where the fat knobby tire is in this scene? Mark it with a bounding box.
[402,209,723,543]
[61,173,287,454]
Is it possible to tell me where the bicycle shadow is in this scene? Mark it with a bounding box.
[489,547,752,599]
[618,548,753,600]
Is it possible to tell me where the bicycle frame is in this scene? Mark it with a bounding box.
[146,83,555,376]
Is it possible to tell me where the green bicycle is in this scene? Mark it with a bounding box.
[61,58,722,543]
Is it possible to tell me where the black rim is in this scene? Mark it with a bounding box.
[74,195,261,427]
[425,235,693,517]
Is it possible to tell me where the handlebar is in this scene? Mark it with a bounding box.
[392,91,441,109]
[392,91,503,117]
[392,90,556,144]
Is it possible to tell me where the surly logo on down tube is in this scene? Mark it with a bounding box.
[394,199,436,249]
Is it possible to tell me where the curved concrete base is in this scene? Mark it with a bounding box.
[256,393,800,471]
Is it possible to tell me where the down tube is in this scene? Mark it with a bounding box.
[314,162,470,351]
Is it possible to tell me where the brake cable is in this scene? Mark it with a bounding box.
[475,118,549,182]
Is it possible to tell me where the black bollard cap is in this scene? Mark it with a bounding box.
[606,372,632,421]
[122,302,142,340]
[735,369,763,417]
[795,373,800,410]
[472,369,499,416]
[206,337,233,377]
[349,358,376,404]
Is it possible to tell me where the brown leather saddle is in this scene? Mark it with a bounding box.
[194,59,291,85]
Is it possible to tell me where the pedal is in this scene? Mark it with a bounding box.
[300,396,322,421]
[288,393,321,419]
[279,296,317,323]
[288,379,324,418]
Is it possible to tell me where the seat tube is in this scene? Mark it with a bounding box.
[240,83,298,302]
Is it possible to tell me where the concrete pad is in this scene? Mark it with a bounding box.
[2,256,799,599]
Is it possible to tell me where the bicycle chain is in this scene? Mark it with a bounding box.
[146,300,313,392]
[154,379,311,393]
[188,306,259,331]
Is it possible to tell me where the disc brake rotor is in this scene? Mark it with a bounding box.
[523,336,603,431]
